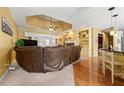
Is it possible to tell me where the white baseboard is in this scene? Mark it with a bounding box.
[0,68,9,82]
[0,60,16,82]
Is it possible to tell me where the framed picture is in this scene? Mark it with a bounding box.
[2,17,13,36]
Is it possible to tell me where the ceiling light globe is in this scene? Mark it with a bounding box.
[49,28,54,31]
[110,31,114,36]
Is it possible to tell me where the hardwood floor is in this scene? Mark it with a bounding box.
[73,57,124,86]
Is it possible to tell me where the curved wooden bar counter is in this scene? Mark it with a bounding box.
[98,49,124,84]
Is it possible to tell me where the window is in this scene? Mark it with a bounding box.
[24,32,57,47]
[45,39,50,46]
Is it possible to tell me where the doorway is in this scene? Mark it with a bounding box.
[98,33,103,49]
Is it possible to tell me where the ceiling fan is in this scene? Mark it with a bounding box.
[48,17,58,31]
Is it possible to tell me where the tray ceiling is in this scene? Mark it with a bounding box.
[26,15,72,32]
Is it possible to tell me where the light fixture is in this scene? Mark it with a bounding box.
[48,17,59,31]
[112,14,118,27]
[48,27,54,31]
[108,7,115,26]
[110,30,114,36]
[112,14,118,37]
[48,17,54,31]
[108,7,117,36]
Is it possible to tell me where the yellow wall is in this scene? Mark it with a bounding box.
[17,28,25,39]
[0,7,18,77]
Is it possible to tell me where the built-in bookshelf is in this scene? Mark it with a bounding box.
[79,30,89,57]
[79,27,99,57]
[79,30,89,48]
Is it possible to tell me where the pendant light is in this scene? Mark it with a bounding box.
[113,14,118,37]
[108,7,115,36]
[110,30,114,36]
[108,7,115,26]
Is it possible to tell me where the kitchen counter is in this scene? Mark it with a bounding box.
[98,48,124,81]
[101,49,124,54]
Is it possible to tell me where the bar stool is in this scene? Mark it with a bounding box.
[103,51,124,84]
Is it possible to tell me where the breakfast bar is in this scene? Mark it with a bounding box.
[98,49,124,84]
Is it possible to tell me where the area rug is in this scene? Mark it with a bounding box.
[0,64,74,86]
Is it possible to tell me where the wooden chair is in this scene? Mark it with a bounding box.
[98,49,105,74]
[103,51,124,84]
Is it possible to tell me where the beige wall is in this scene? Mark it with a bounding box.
[0,7,18,77]
[17,28,25,39]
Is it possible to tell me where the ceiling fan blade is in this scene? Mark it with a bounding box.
[54,27,58,28]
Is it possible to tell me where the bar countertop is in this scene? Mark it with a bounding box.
[100,49,124,54]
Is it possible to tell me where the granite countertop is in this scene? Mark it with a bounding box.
[100,49,124,54]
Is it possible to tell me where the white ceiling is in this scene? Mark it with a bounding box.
[9,7,124,30]
[9,7,90,28]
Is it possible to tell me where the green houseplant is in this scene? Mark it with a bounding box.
[15,39,24,47]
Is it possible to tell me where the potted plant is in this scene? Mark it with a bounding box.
[15,39,24,47]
